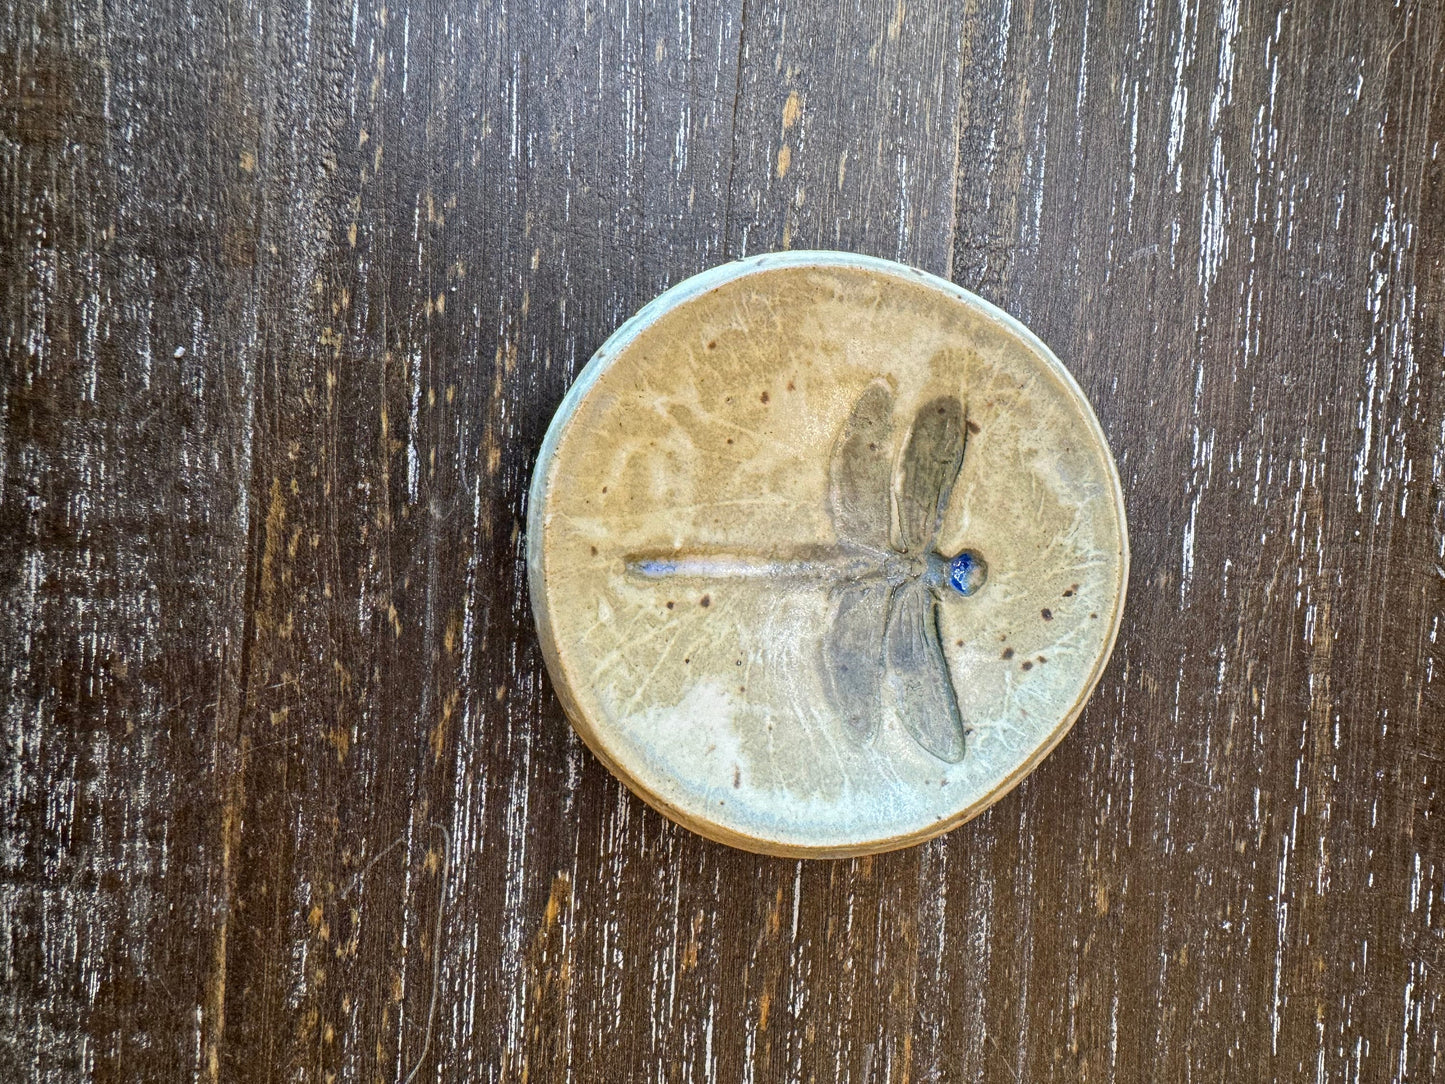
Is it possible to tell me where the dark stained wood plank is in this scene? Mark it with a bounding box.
[216,3,489,1080]
[724,0,967,272]
[944,0,1445,1081]
[3,0,1443,1081]
[0,0,262,1079]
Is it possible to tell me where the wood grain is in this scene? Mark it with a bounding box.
[3,0,1442,1081]
[1,0,261,1076]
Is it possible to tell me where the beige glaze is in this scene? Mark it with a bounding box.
[527,252,1128,856]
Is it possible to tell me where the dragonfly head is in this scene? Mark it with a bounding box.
[945,549,988,596]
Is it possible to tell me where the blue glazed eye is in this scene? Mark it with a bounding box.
[948,550,988,596]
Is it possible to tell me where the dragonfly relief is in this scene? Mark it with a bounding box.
[626,381,989,763]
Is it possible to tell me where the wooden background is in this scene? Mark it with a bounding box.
[4,0,1443,1079]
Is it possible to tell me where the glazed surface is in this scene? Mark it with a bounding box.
[530,256,1127,853]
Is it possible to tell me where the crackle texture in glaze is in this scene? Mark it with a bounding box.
[529,254,1127,855]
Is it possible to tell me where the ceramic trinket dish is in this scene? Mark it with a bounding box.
[526,252,1128,857]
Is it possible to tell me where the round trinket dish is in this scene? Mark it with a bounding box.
[526,251,1127,857]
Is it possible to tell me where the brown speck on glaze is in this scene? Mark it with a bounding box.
[760,391,770,403]
[1021,661,1034,671]
[1002,647,1014,660]
[1041,608,1053,620]
[966,419,981,434]
[666,601,675,609]
[700,594,711,608]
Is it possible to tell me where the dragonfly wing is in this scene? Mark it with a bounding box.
[829,381,894,550]
[885,580,966,762]
[897,396,965,553]
[821,579,888,742]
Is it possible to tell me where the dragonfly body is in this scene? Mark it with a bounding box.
[630,545,984,597]
[625,381,987,763]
